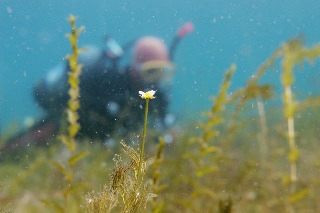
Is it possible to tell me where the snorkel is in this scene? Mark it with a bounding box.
[169,22,194,61]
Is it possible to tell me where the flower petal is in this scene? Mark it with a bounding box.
[139,90,156,99]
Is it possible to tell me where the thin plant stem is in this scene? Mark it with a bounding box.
[257,95,268,161]
[285,86,297,193]
[138,98,149,182]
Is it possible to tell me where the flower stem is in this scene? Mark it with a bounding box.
[138,98,149,181]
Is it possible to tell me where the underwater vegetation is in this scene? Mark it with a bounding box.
[43,15,90,212]
[1,17,320,213]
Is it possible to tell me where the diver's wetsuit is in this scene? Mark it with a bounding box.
[33,46,169,140]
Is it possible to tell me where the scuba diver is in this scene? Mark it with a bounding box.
[1,22,194,152]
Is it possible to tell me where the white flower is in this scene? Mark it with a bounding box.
[139,90,156,99]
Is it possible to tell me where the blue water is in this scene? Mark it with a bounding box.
[1,0,320,132]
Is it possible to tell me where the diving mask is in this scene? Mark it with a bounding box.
[139,60,175,83]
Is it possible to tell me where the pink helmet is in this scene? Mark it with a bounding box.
[132,36,173,83]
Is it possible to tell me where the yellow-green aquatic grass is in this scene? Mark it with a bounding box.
[2,107,320,212]
[44,15,90,213]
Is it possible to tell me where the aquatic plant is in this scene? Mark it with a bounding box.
[203,64,236,144]
[85,90,157,213]
[60,15,85,153]
[158,36,320,212]
[150,137,165,212]
[137,90,156,182]
[174,65,236,211]
[276,37,320,212]
[228,37,320,212]
[44,15,89,212]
